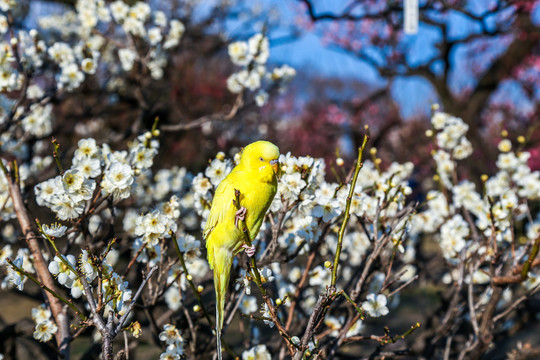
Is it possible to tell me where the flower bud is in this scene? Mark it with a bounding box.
[324,260,332,268]
[498,139,512,153]
[186,274,193,281]
[193,304,201,312]
[336,157,344,166]
[152,129,160,137]
[197,285,204,292]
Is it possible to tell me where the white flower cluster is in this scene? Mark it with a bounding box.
[35,135,158,220]
[35,169,96,220]
[134,209,178,246]
[227,33,296,106]
[48,253,83,298]
[47,247,132,315]
[159,324,185,360]
[20,103,53,137]
[193,155,233,225]
[101,264,132,316]
[0,0,185,107]
[109,0,185,79]
[417,111,540,272]
[32,304,58,343]
[273,152,413,269]
[163,234,208,311]
[0,36,24,92]
[430,112,473,187]
[128,195,180,266]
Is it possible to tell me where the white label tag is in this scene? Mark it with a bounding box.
[404,0,419,34]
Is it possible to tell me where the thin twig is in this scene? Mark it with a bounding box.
[115,266,158,334]
[331,133,369,290]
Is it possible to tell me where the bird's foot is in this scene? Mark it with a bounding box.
[242,244,256,257]
[235,206,247,228]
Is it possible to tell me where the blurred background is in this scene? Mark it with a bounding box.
[13,0,540,176]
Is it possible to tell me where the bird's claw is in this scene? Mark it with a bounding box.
[242,244,256,257]
[235,206,247,228]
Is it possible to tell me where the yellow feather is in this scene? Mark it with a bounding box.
[204,141,279,360]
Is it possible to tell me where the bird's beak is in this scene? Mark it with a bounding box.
[270,159,279,174]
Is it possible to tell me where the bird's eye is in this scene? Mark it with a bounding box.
[259,157,264,161]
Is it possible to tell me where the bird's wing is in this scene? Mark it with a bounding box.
[203,173,237,239]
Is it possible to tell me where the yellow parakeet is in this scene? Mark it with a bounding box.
[204,141,279,360]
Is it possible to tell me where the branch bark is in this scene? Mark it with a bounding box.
[5,165,71,359]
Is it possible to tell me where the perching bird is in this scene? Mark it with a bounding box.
[204,141,279,360]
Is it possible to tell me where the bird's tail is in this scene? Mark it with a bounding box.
[212,248,232,360]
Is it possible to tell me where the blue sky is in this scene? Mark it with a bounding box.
[266,2,437,118]
[264,0,540,119]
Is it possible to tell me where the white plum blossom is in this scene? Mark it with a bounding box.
[101,267,132,316]
[118,48,137,71]
[309,265,331,288]
[74,138,100,160]
[49,254,77,288]
[228,41,251,66]
[5,256,26,290]
[498,139,512,152]
[41,223,68,238]
[0,244,12,266]
[239,295,258,314]
[59,62,85,90]
[101,162,134,200]
[176,234,201,261]
[148,27,163,45]
[159,324,185,359]
[362,293,389,317]
[226,33,295,94]
[312,196,342,222]
[32,304,52,324]
[21,104,53,137]
[32,303,57,342]
[163,20,185,49]
[134,210,177,245]
[205,158,232,186]
[110,1,129,22]
[260,301,275,328]
[164,287,182,311]
[242,344,271,360]
[439,214,469,259]
[33,320,58,342]
[255,90,269,107]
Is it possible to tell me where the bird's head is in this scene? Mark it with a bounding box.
[240,141,280,177]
